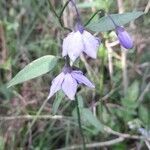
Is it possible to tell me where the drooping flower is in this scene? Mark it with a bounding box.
[48,66,94,100]
[108,15,133,49]
[116,26,133,49]
[62,28,100,62]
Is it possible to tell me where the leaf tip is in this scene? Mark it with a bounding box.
[7,82,12,88]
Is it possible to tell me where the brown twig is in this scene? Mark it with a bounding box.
[92,86,120,107]
[104,126,149,140]
[138,82,150,102]
[144,0,150,14]
[117,0,124,13]
[121,49,128,95]
[105,40,114,86]
[1,114,149,141]
[0,115,72,121]
[0,22,7,64]
[57,137,124,150]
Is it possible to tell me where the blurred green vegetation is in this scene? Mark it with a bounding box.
[0,0,150,149]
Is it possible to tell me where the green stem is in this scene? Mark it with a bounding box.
[84,9,104,26]
[29,98,49,128]
[108,14,118,28]
[47,0,59,19]
[99,48,105,95]
[70,0,81,23]
[59,0,70,19]
[75,95,86,150]
[23,98,49,143]
[47,0,71,31]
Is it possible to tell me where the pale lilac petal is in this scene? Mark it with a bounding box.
[62,32,74,57]
[82,31,100,58]
[72,70,83,74]
[63,31,84,62]
[71,71,95,88]
[62,73,77,100]
[116,27,133,49]
[71,70,83,84]
[48,72,65,99]
[71,72,83,84]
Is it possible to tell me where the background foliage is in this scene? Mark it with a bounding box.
[0,0,150,149]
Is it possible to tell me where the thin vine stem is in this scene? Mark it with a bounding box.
[23,97,50,146]
[59,0,70,19]
[84,9,104,26]
[108,14,118,28]
[47,0,59,19]
[70,0,81,23]
[47,0,72,31]
[75,95,86,150]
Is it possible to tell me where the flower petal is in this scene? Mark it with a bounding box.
[71,71,95,88]
[116,27,133,49]
[82,31,100,58]
[62,31,84,62]
[48,72,65,99]
[72,70,83,74]
[62,73,77,100]
[62,32,74,57]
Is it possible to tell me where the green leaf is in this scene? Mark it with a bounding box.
[82,108,103,131]
[0,85,13,100]
[52,91,64,114]
[139,105,149,125]
[87,11,144,32]
[0,57,11,70]
[0,136,5,150]
[7,55,58,87]
[121,81,139,110]
[77,95,84,108]
[124,81,139,102]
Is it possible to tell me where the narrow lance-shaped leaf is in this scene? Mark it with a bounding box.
[82,108,103,131]
[87,11,144,32]
[7,55,58,87]
[0,136,5,150]
[52,91,64,114]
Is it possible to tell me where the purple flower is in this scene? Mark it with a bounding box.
[116,26,133,49]
[48,67,94,100]
[62,30,100,62]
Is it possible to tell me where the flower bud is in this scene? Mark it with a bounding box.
[116,26,133,49]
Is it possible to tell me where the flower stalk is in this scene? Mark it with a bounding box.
[75,95,86,150]
[70,0,82,23]
[108,14,133,49]
[47,0,71,31]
